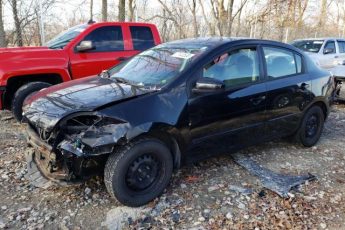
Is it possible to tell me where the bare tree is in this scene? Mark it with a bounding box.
[187,0,198,37]
[208,0,248,36]
[157,0,187,38]
[1,0,343,47]
[128,0,135,21]
[102,0,108,21]
[11,0,23,46]
[90,0,94,20]
[0,0,6,47]
[317,0,327,36]
[294,0,309,38]
[118,0,126,21]
[199,0,216,35]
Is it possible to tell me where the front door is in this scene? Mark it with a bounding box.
[187,46,267,158]
[262,46,312,138]
[69,25,137,79]
[319,40,337,69]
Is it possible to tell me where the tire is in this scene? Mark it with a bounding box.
[104,137,173,207]
[11,82,51,122]
[295,106,324,147]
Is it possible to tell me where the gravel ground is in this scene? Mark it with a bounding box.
[1,104,345,230]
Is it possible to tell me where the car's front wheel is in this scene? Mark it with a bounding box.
[104,137,173,207]
[296,106,324,147]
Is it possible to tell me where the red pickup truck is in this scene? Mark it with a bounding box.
[0,22,161,121]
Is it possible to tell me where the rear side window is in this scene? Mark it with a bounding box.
[295,54,302,73]
[338,41,345,53]
[263,47,302,79]
[81,26,124,52]
[130,26,155,51]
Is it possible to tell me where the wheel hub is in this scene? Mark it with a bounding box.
[305,114,318,138]
[126,154,159,191]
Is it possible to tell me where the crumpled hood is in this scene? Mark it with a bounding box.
[23,76,154,131]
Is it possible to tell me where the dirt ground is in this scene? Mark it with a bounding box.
[1,104,345,230]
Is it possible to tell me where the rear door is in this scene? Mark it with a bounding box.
[188,45,268,155]
[69,25,135,79]
[262,46,312,138]
[336,40,345,62]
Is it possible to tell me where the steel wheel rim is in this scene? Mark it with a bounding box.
[305,114,319,138]
[125,154,160,191]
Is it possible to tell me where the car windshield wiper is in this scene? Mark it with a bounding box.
[99,71,137,85]
[112,77,146,88]
[113,77,132,84]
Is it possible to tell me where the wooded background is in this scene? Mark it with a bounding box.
[0,0,344,47]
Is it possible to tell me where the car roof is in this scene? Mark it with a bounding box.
[160,37,301,53]
[293,37,345,41]
[88,21,157,27]
[163,37,244,47]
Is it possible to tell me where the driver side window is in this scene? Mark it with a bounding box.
[203,48,260,88]
[79,26,124,52]
[324,41,336,54]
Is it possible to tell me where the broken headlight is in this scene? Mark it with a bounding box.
[58,114,130,156]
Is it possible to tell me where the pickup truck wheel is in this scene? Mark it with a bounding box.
[296,106,324,147]
[104,137,173,207]
[12,82,51,122]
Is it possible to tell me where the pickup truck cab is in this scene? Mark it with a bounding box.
[291,38,345,69]
[0,21,161,121]
[291,38,345,100]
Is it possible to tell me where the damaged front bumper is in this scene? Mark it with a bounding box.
[334,76,345,101]
[26,125,106,185]
[26,125,75,184]
[25,113,151,186]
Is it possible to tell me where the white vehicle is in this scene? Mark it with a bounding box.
[292,38,345,100]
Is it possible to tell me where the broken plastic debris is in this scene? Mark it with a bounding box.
[231,153,316,198]
[24,149,53,189]
[228,185,253,195]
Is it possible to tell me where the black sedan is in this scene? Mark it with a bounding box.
[23,38,335,207]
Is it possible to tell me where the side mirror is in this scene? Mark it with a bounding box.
[76,41,94,52]
[192,77,225,93]
[324,48,334,54]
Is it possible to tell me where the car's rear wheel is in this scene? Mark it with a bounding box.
[104,137,173,207]
[12,82,51,122]
[296,106,324,147]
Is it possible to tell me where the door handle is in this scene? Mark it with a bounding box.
[250,95,266,105]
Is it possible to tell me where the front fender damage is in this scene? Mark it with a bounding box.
[26,112,154,185]
[58,121,153,157]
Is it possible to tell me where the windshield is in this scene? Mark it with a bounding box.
[291,40,324,53]
[108,45,208,88]
[46,24,88,49]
